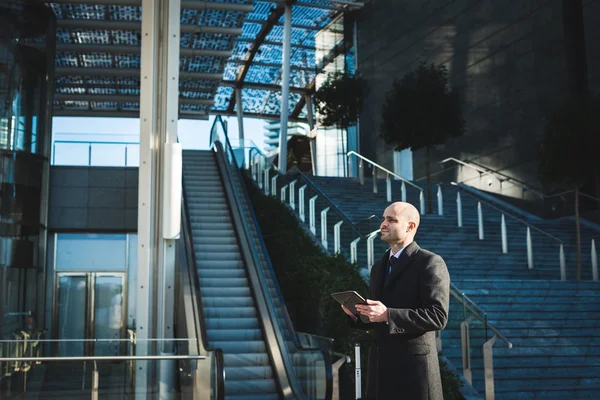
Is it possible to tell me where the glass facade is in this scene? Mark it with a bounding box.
[0,1,56,339]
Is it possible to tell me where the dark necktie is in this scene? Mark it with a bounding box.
[387,256,398,277]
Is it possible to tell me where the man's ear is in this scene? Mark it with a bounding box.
[408,221,417,232]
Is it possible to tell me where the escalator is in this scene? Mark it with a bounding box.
[179,122,332,400]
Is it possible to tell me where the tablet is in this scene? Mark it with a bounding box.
[331,291,369,323]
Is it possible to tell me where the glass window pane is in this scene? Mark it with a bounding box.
[52,142,90,166]
[126,144,140,167]
[57,275,86,356]
[56,234,126,272]
[127,234,137,329]
[94,275,124,356]
[91,143,126,166]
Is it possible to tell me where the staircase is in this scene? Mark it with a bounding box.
[255,172,600,399]
[183,150,279,400]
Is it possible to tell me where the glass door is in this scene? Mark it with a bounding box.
[55,273,125,356]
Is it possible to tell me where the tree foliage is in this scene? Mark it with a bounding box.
[380,63,465,151]
[313,71,365,130]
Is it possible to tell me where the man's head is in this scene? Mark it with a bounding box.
[380,202,420,251]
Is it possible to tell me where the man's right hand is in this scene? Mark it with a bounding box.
[341,305,357,320]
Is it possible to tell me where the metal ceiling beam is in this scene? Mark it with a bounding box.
[263,0,363,11]
[211,109,308,123]
[52,43,232,58]
[55,93,213,106]
[57,19,242,36]
[55,67,224,80]
[49,0,254,12]
[226,2,288,114]
[235,37,314,51]
[227,58,316,71]
[52,109,209,120]
[245,18,319,31]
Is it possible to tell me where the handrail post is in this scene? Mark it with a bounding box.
[359,159,364,185]
[592,239,598,281]
[289,180,297,209]
[526,227,533,269]
[271,175,278,197]
[483,335,498,400]
[456,192,463,227]
[460,316,474,384]
[560,244,566,280]
[419,192,425,215]
[501,214,508,254]
[88,143,92,166]
[348,155,354,178]
[367,233,378,273]
[264,166,271,195]
[350,238,360,264]
[309,195,318,235]
[91,361,99,400]
[386,174,391,202]
[334,221,343,254]
[372,169,378,194]
[401,181,406,202]
[321,207,330,249]
[437,186,443,216]
[299,185,307,222]
[281,185,288,203]
[478,202,484,240]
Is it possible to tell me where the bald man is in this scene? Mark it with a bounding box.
[343,202,450,400]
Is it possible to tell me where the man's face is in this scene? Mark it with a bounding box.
[379,205,409,246]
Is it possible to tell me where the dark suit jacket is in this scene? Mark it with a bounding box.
[349,241,450,400]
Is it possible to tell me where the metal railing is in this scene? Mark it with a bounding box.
[346,151,426,214]
[449,182,568,279]
[449,283,512,400]
[52,140,140,167]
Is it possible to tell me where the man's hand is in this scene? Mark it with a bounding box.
[341,305,357,320]
[355,299,388,323]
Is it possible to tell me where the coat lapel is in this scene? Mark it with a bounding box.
[371,249,391,299]
[384,241,420,289]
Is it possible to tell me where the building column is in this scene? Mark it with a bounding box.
[137,0,181,396]
[236,88,245,140]
[277,2,292,171]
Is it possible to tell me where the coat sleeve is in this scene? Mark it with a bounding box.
[387,254,450,335]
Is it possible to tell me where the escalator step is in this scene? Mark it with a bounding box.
[213,340,267,353]
[224,365,274,380]
[224,378,277,394]
[207,328,263,342]
[204,306,257,318]
[208,318,259,330]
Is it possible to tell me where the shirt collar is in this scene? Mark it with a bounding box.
[390,241,412,259]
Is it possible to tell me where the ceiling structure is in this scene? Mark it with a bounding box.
[48,0,363,122]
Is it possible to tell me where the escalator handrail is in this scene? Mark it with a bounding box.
[180,179,226,400]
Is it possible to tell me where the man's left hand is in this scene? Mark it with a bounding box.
[355,299,388,323]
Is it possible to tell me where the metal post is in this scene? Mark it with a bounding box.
[348,156,354,178]
[419,191,425,215]
[372,169,378,194]
[456,192,463,227]
[478,202,484,240]
[321,207,330,249]
[350,238,360,264]
[289,180,297,209]
[305,94,317,176]
[359,159,364,185]
[592,239,598,281]
[354,344,362,400]
[264,166,271,195]
[483,336,498,400]
[367,233,378,273]
[299,185,307,222]
[501,214,507,254]
[560,244,566,280]
[271,175,277,197]
[460,317,474,384]
[334,221,343,254]
[309,195,318,235]
[277,3,292,171]
[235,87,244,140]
[281,185,288,203]
[526,227,533,269]
[386,174,391,202]
[401,181,406,202]
[91,362,99,400]
[437,186,443,216]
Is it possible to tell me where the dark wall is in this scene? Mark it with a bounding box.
[357,0,598,192]
[49,167,138,231]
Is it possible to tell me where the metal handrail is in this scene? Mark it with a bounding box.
[449,284,512,350]
[347,151,423,191]
[441,157,545,197]
[451,182,564,244]
[0,355,207,362]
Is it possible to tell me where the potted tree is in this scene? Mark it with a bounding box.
[380,63,465,214]
[538,94,600,280]
[313,71,365,131]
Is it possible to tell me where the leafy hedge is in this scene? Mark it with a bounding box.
[243,172,464,398]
